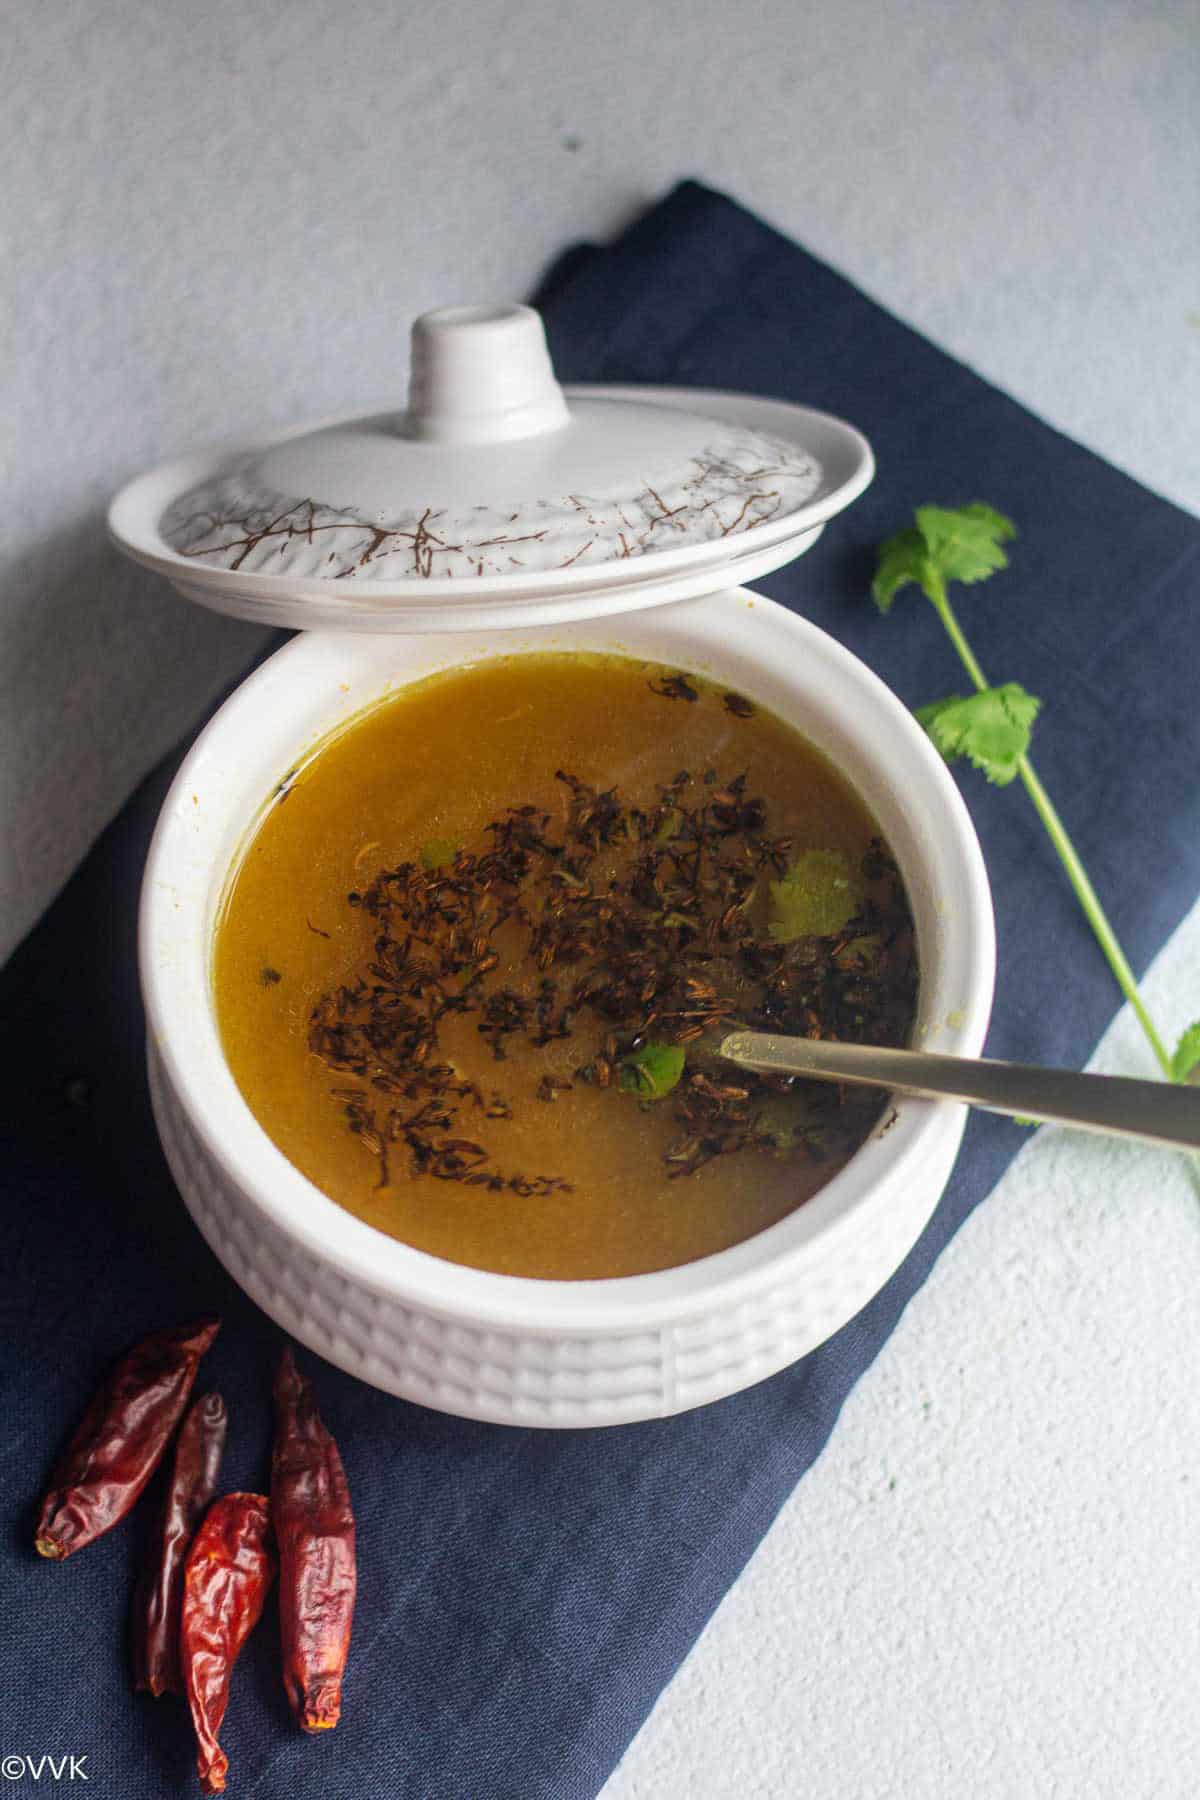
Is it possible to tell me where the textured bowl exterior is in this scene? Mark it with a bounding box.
[149,1040,965,1425]
[140,591,995,1427]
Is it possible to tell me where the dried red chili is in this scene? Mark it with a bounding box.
[132,1390,228,1697]
[271,1346,356,1732]
[181,1492,276,1796]
[34,1317,221,1561]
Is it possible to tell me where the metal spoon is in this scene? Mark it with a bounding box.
[718,1031,1200,1152]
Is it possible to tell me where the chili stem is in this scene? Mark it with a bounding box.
[927,580,1173,1080]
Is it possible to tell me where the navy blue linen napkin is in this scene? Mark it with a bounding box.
[3,181,1198,1799]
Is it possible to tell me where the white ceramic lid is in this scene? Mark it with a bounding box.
[108,303,874,632]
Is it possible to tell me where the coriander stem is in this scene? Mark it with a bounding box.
[1011,759,1173,1078]
[928,586,1174,1080]
[927,579,990,691]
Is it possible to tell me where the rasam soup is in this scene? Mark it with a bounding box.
[214,654,917,1279]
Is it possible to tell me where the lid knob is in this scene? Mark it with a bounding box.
[405,303,570,445]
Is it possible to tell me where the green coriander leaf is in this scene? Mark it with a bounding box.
[916,683,1041,786]
[1170,1021,1200,1084]
[420,836,461,870]
[618,1041,686,1100]
[914,503,1016,587]
[959,501,1018,539]
[769,849,862,941]
[754,1093,810,1151]
[871,526,930,613]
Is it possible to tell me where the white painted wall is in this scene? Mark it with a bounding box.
[3,0,1196,963]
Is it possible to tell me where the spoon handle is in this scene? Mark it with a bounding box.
[718,1032,1200,1152]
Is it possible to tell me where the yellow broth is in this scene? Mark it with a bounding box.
[214,653,916,1279]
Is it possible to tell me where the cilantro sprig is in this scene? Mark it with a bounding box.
[873,504,1197,1086]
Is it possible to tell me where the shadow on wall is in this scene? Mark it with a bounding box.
[0,513,269,966]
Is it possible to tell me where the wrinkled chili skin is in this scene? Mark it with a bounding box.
[272,1345,356,1732]
[35,1318,221,1561]
[181,1493,276,1796]
[133,1390,228,1697]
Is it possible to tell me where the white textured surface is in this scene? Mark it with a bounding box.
[5,0,1199,1791]
[604,904,1200,1799]
[3,0,1198,961]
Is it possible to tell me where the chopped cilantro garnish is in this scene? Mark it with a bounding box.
[618,1042,686,1100]
[420,837,461,871]
[753,1093,812,1152]
[769,849,862,941]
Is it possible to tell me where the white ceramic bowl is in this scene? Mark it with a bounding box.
[141,589,995,1427]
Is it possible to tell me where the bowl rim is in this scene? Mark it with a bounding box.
[140,592,995,1333]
